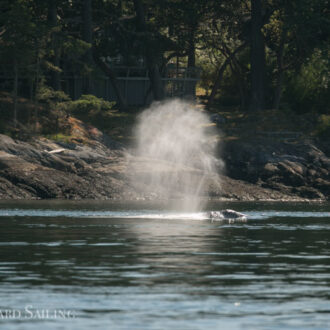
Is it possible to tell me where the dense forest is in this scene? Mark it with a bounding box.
[0,0,329,138]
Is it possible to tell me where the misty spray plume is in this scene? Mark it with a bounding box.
[130,99,222,212]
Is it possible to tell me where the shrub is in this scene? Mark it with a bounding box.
[284,50,329,114]
[37,87,71,105]
[67,95,116,129]
[36,87,71,135]
[68,94,115,117]
[314,114,330,139]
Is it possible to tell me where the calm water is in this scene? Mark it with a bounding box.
[0,200,329,329]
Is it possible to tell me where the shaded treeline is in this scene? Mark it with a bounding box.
[0,0,329,129]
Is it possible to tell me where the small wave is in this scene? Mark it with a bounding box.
[0,209,208,220]
[121,212,209,220]
[245,211,330,220]
[0,209,328,220]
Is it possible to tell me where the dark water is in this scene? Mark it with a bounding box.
[0,200,329,329]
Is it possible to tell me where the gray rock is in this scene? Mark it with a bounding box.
[223,138,329,200]
[0,131,329,201]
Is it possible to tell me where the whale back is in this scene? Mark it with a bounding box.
[209,209,247,221]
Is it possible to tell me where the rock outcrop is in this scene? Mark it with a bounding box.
[223,138,329,200]
[0,132,329,201]
[0,133,132,200]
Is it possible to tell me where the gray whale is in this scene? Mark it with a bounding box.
[209,209,247,221]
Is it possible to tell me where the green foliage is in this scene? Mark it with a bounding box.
[62,37,91,60]
[284,50,329,113]
[0,0,330,140]
[197,57,218,96]
[44,133,74,143]
[37,86,71,105]
[0,0,36,60]
[314,115,330,139]
[68,95,115,116]
[31,93,117,135]
[17,86,70,136]
[67,95,116,128]
[36,87,69,134]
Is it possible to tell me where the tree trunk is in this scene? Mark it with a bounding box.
[231,54,248,109]
[48,0,61,90]
[208,43,247,107]
[238,78,246,109]
[273,35,285,110]
[187,27,196,97]
[230,60,247,110]
[13,59,18,129]
[82,0,94,94]
[148,63,164,100]
[208,57,231,107]
[187,28,196,68]
[93,53,128,110]
[133,0,164,101]
[250,0,265,111]
[34,50,40,133]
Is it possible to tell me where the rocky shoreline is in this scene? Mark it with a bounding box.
[222,137,329,201]
[0,130,329,202]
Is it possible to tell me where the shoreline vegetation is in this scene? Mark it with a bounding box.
[0,94,328,202]
[0,0,329,202]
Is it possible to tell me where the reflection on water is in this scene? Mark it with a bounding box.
[0,201,329,329]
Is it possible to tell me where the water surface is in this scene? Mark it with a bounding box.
[0,200,329,329]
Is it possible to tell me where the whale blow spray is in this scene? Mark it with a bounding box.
[131,99,222,212]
